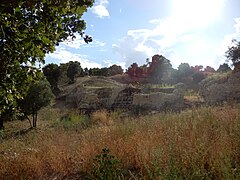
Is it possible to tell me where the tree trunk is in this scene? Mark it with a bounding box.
[32,113,35,128]
[26,115,32,128]
[0,118,4,130]
[35,113,37,127]
[32,112,38,128]
[0,111,5,130]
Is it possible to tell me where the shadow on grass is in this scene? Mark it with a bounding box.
[0,127,35,142]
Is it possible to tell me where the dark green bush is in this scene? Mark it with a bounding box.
[88,148,124,179]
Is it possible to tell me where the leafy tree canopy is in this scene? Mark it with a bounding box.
[108,65,123,76]
[226,39,240,69]
[42,63,61,93]
[192,72,206,83]
[19,79,54,128]
[89,68,101,76]
[148,54,172,83]
[100,67,109,76]
[0,0,93,118]
[217,63,231,72]
[67,61,82,83]
[191,65,204,73]
[204,66,215,73]
[178,63,193,76]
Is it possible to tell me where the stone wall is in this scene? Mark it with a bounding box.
[132,83,185,112]
[66,85,123,111]
[199,72,240,105]
[112,85,141,109]
[64,78,185,114]
[141,87,174,94]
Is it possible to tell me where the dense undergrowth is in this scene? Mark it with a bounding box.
[1,105,240,179]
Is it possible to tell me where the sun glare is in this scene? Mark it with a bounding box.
[172,0,225,28]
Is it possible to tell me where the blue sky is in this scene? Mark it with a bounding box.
[45,0,240,70]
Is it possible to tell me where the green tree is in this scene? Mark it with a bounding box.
[226,39,240,69]
[58,63,70,83]
[84,67,89,76]
[148,54,172,83]
[42,63,61,94]
[217,63,231,72]
[191,65,204,72]
[100,67,109,76]
[19,80,54,128]
[170,68,181,84]
[59,63,69,73]
[192,72,205,83]
[67,61,82,83]
[0,66,41,129]
[0,0,93,128]
[89,68,101,76]
[108,65,123,76]
[174,63,194,84]
[178,63,193,76]
[127,63,138,77]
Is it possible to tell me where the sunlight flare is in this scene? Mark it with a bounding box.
[172,0,225,28]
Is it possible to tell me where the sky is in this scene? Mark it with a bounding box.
[45,0,240,70]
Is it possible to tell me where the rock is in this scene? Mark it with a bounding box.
[112,85,141,109]
[132,90,184,112]
[142,87,174,93]
[199,72,240,105]
[62,76,186,114]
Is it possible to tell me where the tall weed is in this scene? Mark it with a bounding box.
[1,105,240,178]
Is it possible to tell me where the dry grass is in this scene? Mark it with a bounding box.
[1,105,240,179]
[91,110,113,126]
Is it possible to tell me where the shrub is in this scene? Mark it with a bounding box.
[19,80,55,128]
[88,148,124,179]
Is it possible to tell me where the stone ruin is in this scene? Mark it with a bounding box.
[199,71,240,105]
[132,83,185,112]
[112,84,141,109]
[61,77,186,114]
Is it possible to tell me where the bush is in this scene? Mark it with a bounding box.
[88,148,124,179]
[19,80,55,128]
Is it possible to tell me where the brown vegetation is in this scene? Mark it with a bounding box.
[1,105,240,179]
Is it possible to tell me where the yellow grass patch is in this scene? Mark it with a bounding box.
[1,105,240,179]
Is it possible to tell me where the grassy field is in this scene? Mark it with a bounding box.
[1,105,240,179]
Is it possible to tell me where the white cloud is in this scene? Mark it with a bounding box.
[46,48,102,69]
[88,40,106,48]
[92,0,109,19]
[215,17,240,65]
[149,19,162,24]
[171,0,225,28]
[235,18,240,34]
[103,59,126,70]
[61,34,85,49]
[112,35,153,66]
[61,34,106,49]
[46,34,107,68]
[113,0,229,68]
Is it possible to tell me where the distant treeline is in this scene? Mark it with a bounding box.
[42,54,232,93]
